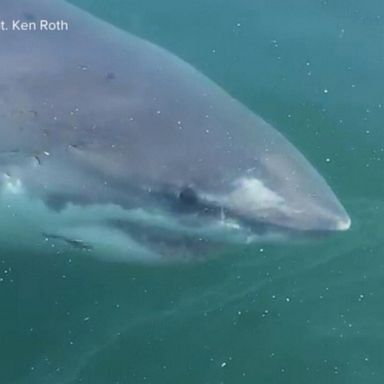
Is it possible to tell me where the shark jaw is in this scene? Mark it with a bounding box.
[0,173,348,264]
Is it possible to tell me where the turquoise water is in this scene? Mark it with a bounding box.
[1,0,384,383]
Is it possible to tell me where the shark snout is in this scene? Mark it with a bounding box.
[297,200,351,232]
[201,176,351,233]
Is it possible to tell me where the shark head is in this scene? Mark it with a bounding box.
[0,0,350,262]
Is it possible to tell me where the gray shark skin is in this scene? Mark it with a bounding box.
[0,0,350,261]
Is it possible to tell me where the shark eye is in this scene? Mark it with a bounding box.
[178,187,198,206]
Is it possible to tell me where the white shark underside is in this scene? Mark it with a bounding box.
[0,0,350,261]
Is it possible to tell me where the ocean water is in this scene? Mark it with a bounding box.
[1,0,384,383]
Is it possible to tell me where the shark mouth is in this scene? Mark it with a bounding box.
[0,174,299,263]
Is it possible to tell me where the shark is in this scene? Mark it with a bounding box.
[0,0,351,262]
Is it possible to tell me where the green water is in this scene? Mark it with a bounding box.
[1,0,384,383]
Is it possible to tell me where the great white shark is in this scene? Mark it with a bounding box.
[0,0,351,262]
